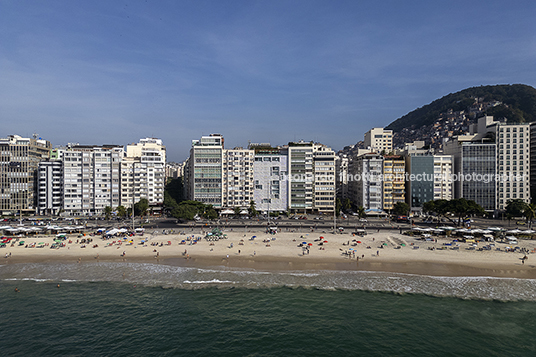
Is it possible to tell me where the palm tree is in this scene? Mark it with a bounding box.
[524,203,536,229]
[356,206,366,219]
[117,206,127,219]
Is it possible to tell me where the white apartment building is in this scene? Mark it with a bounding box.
[433,155,453,201]
[37,160,63,216]
[251,145,289,213]
[313,144,336,213]
[335,154,349,200]
[364,128,393,153]
[222,147,254,209]
[347,153,383,210]
[121,138,166,208]
[287,141,335,213]
[493,123,530,210]
[61,145,123,215]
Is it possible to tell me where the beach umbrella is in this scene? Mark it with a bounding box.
[302,241,307,244]
[320,236,324,239]
[383,243,388,246]
[308,243,313,246]
[323,240,328,243]
[357,241,362,243]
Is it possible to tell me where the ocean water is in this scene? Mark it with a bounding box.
[1,262,536,356]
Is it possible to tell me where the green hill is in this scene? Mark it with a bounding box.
[386,84,536,132]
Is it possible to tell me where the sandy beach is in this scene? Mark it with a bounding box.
[2,228,536,279]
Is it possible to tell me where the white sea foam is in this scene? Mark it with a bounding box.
[1,262,536,301]
[183,279,235,284]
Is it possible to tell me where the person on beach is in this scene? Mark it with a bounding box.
[377,251,379,256]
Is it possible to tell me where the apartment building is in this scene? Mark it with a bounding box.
[0,134,51,215]
[222,147,254,209]
[313,144,336,213]
[61,145,123,215]
[286,141,335,213]
[251,145,288,213]
[335,154,349,201]
[187,134,224,208]
[383,156,405,212]
[364,128,393,153]
[37,160,63,216]
[347,153,383,210]
[121,138,166,208]
[433,155,453,201]
[493,123,530,210]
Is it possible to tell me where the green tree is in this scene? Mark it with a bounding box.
[343,198,352,212]
[356,206,366,219]
[117,206,127,219]
[134,198,149,217]
[505,199,528,218]
[164,191,179,211]
[234,206,241,218]
[248,200,258,217]
[335,198,342,217]
[203,206,218,220]
[392,202,409,216]
[523,203,536,229]
[165,177,184,204]
[103,206,112,220]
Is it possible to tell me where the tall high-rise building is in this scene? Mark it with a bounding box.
[364,128,393,153]
[491,123,530,210]
[383,155,406,212]
[286,141,335,213]
[433,155,453,201]
[444,137,496,211]
[187,134,224,207]
[37,160,63,216]
[347,153,383,210]
[0,135,51,215]
[61,145,123,215]
[222,147,254,209]
[122,138,166,208]
[251,144,288,213]
[406,153,434,213]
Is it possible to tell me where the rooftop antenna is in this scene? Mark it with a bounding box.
[33,133,38,139]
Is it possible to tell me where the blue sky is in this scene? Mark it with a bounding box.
[1,0,535,161]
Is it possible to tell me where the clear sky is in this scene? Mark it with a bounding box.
[1,0,535,161]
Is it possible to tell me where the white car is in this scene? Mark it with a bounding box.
[359,218,368,222]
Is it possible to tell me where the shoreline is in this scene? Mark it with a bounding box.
[2,229,536,279]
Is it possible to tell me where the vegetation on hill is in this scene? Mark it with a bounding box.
[386,84,536,132]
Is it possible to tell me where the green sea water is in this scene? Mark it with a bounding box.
[1,262,536,356]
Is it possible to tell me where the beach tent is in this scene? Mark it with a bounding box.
[364,209,387,216]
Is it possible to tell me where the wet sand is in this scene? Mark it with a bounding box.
[2,230,536,278]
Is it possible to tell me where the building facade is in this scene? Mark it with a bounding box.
[61,145,123,215]
[187,134,224,208]
[382,156,406,212]
[222,147,254,209]
[0,135,51,215]
[37,160,63,216]
[364,128,393,153]
[251,145,288,213]
[347,153,383,210]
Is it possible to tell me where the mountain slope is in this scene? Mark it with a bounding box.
[385,84,536,133]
